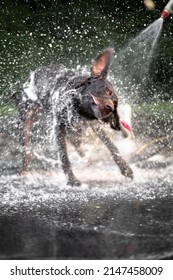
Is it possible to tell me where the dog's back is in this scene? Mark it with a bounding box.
[20,64,89,127]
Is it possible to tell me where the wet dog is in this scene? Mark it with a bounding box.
[19,48,133,186]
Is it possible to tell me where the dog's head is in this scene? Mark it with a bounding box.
[75,48,120,129]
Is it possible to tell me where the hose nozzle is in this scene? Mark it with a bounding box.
[161,9,170,19]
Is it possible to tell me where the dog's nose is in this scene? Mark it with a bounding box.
[105,102,114,112]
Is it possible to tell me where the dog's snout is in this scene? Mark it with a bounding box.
[91,94,115,117]
[105,102,114,112]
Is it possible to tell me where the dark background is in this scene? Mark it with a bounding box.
[0,0,173,104]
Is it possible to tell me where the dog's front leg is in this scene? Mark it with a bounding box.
[56,124,81,186]
[91,124,133,179]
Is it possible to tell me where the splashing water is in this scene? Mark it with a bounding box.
[113,17,164,99]
[1,27,173,260]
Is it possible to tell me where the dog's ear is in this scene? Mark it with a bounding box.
[91,48,114,77]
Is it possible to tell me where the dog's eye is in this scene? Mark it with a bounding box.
[105,87,112,96]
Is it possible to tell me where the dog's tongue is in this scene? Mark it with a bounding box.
[117,102,134,138]
[120,120,132,132]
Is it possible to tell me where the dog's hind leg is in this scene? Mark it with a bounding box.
[91,124,133,179]
[21,105,42,174]
[56,124,81,186]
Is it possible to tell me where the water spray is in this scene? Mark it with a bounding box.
[161,0,173,19]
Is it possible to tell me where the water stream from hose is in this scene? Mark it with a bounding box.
[113,17,164,100]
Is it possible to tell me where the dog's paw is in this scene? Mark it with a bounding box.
[67,177,82,187]
[123,167,133,179]
[122,166,133,179]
